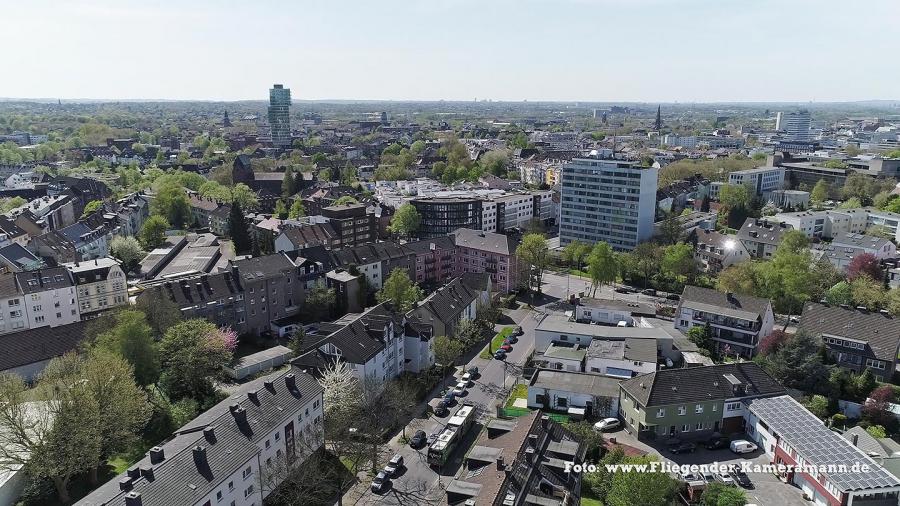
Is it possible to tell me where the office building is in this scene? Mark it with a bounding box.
[267,84,292,148]
[559,155,657,251]
[779,110,811,141]
[727,166,785,197]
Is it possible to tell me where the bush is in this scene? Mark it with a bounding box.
[831,413,848,427]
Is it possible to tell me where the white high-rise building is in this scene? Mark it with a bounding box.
[779,110,811,141]
[559,155,658,251]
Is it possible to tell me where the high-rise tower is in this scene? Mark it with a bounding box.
[268,84,292,148]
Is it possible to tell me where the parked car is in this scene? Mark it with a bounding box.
[732,468,753,488]
[641,288,657,296]
[371,472,389,492]
[506,335,519,344]
[701,471,716,484]
[513,326,523,336]
[593,418,621,432]
[410,430,427,448]
[384,454,404,477]
[500,343,513,352]
[614,287,631,294]
[715,470,736,487]
[730,440,758,454]
[461,372,473,385]
[442,390,455,404]
[469,366,479,378]
[704,435,730,450]
[494,350,507,360]
[453,381,467,396]
[666,293,681,301]
[668,441,696,454]
[434,401,449,417]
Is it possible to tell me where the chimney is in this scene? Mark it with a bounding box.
[527,434,539,448]
[203,426,217,443]
[148,446,165,464]
[124,491,142,506]
[541,415,550,428]
[248,391,259,404]
[285,373,296,390]
[193,446,208,469]
[230,404,247,424]
[496,456,505,469]
[525,447,535,463]
[118,477,134,491]
[139,467,154,481]
[852,434,859,446]
[126,467,140,479]
[264,380,275,392]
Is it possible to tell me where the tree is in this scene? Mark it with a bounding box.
[479,150,509,176]
[274,199,289,220]
[847,253,881,281]
[605,455,678,506]
[840,197,863,209]
[289,198,306,219]
[718,184,751,209]
[288,326,306,356]
[388,204,421,239]
[626,243,661,288]
[810,179,830,206]
[229,201,253,255]
[718,262,760,296]
[656,212,683,245]
[700,482,746,506]
[231,183,259,210]
[863,385,897,430]
[867,425,888,438]
[139,215,169,250]
[779,230,810,255]
[305,285,336,322]
[434,335,464,388]
[661,242,697,283]
[135,294,181,337]
[687,324,713,353]
[281,168,296,197]
[756,332,828,393]
[158,320,235,402]
[92,310,160,387]
[842,173,877,204]
[850,276,886,310]
[81,199,103,218]
[587,242,617,297]
[151,179,191,228]
[110,236,146,273]
[805,394,831,419]
[758,330,790,357]
[517,233,550,294]
[376,269,423,312]
[333,196,359,206]
[825,281,853,306]
[562,240,591,270]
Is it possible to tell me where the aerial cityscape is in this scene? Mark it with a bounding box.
[1,2,900,506]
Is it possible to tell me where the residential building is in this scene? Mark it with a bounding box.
[112,192,150,238]
[585,338,658,378]
[574,298,655,326]
[328,242,414,290]
[411,197,482,239]
[727,166,785,197]
[829,232,897,260]
[745,395,900,506]
[528,370,622,418]
[450,227,519,293]
[229,254,302,336]
[559,155,658,251]
[274,223,340,253]
[534,312,679,362]
[0,273,29,335]
[0,243,43,272]
[64,257,128,317]
[841,426,900,481]
[136,271,246,333]
[736,218,792,259]
[403,236,456,286]
[618,363,785,440]
[15,267,79,329]
[0,320,90,381]
[693,229,750,274]
[268,84,292,148]
[406,276,485,338]
[769,189,810,209]
[445,411,585,506]
[811,242,873,270]
[799,302,900,381]
[76,367,325,506]
[779,110,811,141]
[675,286,775,358]
[771,209,867,240]
[320,203,377,248]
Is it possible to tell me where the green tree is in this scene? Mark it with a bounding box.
[139,215,169,250]
[842,173,876,205]
[700,482,746,506]
[433,335,464,388]
[158,320,234,402]
[135,295,181,337]
[825,281,853,305]
[517,233,550,294]
[656,212,684,245]
[810,179,830,207]
[606,455,678,506]
[289,198,306,219]
[410,140,426,155]
[81,199,104,218]
[281,168,296,197]
[562,240,591,270]
[274,199,288,220]
[228,201,253,255]
[687,324,714,353]
[850,276,886,309]
[867,425,887,438]
[231,183,259,210]
[288,326,306,356]
[0,196,26,214]
[376,269,424,312]
[756,332,828,392]
[305,285,336,322]
[333,195,359,206]
[479,150,509,176]
[388,203,421,239]
[587,242,617,297]
[110,235,146,273]
[805,394,831,419]
[661,242,697,283]
[93,310,160,387]
[151,178,191,228]
[718,184,751,209]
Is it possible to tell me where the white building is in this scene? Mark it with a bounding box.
[779,110,811,141]
[560,155,658,251]
[64,257,128,317]
[727,166,785,197]
[675,286,775,358]
[527,370,621,418]
[15,267,80,330]
[0,274,29,335]
[829,232,897,260]
[694,230,750,274]
[534,313,679,362]
[75,368,325,506]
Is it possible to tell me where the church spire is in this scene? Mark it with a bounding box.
[654,105,662,131]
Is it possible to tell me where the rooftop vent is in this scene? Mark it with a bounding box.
[124,491,142,506]
[126,467,140,479]
[264,380,275,392]
[118,477,134,491]
[203,426,217,443]
[148,446,165,464]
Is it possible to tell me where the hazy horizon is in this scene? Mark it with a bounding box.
[3,0,899,103]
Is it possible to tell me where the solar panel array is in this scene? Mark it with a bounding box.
[748,395,900,491]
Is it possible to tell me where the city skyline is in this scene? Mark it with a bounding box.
[3,0,899,103]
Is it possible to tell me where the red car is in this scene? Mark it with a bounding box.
[500,344,513,352]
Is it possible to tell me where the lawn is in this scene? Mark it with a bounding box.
[479,327,514,359]
[505,383,528,408]
[581,495,603,506]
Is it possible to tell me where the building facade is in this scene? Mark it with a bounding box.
[267,84,292,148]
[64,257,128,317]
[675,286,775,358]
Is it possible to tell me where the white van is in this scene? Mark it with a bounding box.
[730,440,758,454]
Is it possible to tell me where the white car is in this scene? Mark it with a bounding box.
[593,418,621,432]
[453,381,467,396]
[730,439,758,454]
[715,471,736,486]
[461,372,472,385]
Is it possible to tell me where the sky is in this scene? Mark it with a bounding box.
[2,0,898,103]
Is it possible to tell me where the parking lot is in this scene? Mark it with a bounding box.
[606,428,809,506]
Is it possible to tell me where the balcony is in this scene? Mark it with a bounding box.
[693,313,758,333]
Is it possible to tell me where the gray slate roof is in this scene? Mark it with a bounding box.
[530,370,621,398]
[800,302,900,362]
[620,362,784,407]
[0,320,89,372]
[737,218,791,246]
[451,228,518,256]
[747,395,900,492]
[680,285,771,322]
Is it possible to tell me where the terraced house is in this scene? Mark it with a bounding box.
[618,363,785,440]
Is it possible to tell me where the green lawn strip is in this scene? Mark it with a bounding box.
[504,383,528,409]
[479,327,514,359]
[581,495,603,506]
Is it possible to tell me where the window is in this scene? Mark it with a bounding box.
[678,406,686,415]
[274,432,280,441]
[266,457,272,467]
[216,491,223,502]
[681,424,690,432]
[656,408,665,418]
[242,466,252,479]
[696,422,704,430]
[228,481,234,491]
[695,404,703,414]
[265,440,271,449]
[244,485,254,498]
[712,404,718,412]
